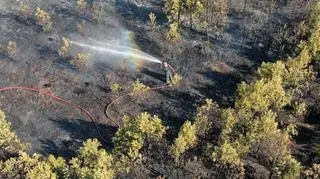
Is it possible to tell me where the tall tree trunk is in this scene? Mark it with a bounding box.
[189,2,197,29]
[178,1,182,25]
[210,6,214,24]
[190,13,192,28]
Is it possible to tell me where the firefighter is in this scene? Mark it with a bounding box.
[162,61,173,84]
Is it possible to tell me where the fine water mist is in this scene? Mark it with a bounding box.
[70,40,162,64]
[88,38,160,63]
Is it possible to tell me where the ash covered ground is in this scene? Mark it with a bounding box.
[0,0,310,158]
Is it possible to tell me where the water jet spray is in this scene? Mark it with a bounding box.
[70,40,162,64]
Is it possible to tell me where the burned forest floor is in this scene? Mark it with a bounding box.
[0,0,319,166]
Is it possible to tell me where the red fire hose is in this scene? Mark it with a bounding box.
[104,84,170,127]
[104,63,176,126]
[168,63,176,75]
[0,64,176,144]
[0,86,111,144]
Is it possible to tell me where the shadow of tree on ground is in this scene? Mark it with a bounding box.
[39,117,117,158]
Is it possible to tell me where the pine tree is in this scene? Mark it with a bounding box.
[211,141,242,166]
[303,164,320,178]
[148,12,157,31]
[249,111,301,178]
[68,139,114,179]
[46,155,68,177]
[184,0,204,28]
[171,121,197,162]
[219,108,238,142]
[131,80,150,97]
[166,22,181,41]
[203,0,229,31]
[0,110,26,160]
[113,113,165,172]
[194,99,219,137]
[76,0,88,14]
[34,7,52,32]
[26,161,57,179]
[19,2,32,17]
[236,76,290,115]
[258,61,286,80]
[58,37,71,56]
[165,0,183,42]
[284,47,314,88]
[70,52,90,69]
[0,152,57,179]
[308,1,320,57]
[164,0,182,24]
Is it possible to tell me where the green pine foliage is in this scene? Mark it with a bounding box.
[303,164,320,178]
[164,0,229,41]
[292,101,308,118]
[257,1,320,90]
[0,152,57,179]
[194,99,218,137]
[0,110,26,159]
[171,121,197,162]
[249,111,301,178]
[285,47,314,88]
[71,52,90,69]
[148,12,157,31]
[111,83,121,95]
[26,161,57,179]
[131,80,150,97]
[236,76,290,115]
[46,155,68,177]
[0,1,319,178]
[34,7,52,32]
[258,61,286,80]
[211,3,320,173]
[213,108,301,177]
[0,139,114,179]
[166,22,181,41]
[219,108,239,143]
[164,0,181,24]
[113,113,165,172]
[207,0,229,29]
[113,115,144,162]
[184,0,204,27]
[68,139,114,179]
[211,141,241,166]
[58,37,71,56]
[308,2,320,57]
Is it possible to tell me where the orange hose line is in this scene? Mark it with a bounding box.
[0,68,175,144]
[104,84,170,127]
[105,65,176,126]
[0,86,111,144]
